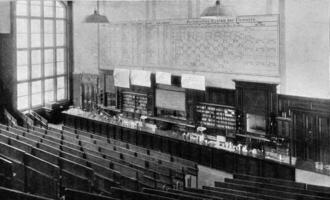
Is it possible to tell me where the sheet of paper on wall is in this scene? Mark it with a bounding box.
[156,72,171,85]
[0,2,11,34]
[130,70,151,87]
[114,68,130,88]
[181,74,206,91]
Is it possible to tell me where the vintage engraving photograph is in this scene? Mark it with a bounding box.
[0,0,329,199]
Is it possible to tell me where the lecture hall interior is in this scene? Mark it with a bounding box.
[0,0,330,199]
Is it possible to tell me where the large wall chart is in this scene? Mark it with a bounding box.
[100,15,279,77]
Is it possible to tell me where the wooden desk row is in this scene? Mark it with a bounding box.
[63,113,296,181]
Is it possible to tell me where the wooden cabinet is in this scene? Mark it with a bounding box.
[98,70,117,108]
[234,81,278,137]
[276,117,291,138]
[292,109,330,163]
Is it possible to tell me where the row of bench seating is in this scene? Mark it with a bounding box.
[182,173,330,200]
[61,125,198,175]
[9,124,187,189]
[0,123,202,199]
[0,186,55,200]
[0,125,141,194]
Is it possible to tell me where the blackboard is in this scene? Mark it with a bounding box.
[156,89,186,112]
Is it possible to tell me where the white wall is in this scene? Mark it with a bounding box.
[73,0,330,99]
[281,0,330,99]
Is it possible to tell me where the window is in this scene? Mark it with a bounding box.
[16,0,68,110]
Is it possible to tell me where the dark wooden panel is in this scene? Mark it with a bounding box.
[114,126,122,140]
[200,146,212,167]
[152,135,162,151]
[276,164,295,180]
[82,118,88,131]
[236,154,248,174]
[212,148,226,171]
[100,123,108,138]
[161,138,170,154]
[206,87,235,107]
[121,127,130,143]
[127,129,137,145]
[169,139,180,157]
[262,161,277,178]
[144,132,153,149]
[224,151,235,173]
[108,124,116,139]
[181,141,191,161]
[136,131,144,147]
[247,157,260,176]
[190,143,201,163]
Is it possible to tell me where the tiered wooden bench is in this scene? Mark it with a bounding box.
[184,173,330,200]
[62,125,198,175]
[11,124,186,189]
[230,174,330,199]
[0,123,205,200]
[0,186,55,200]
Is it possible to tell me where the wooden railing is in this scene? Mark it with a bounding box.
[28,110,48,128]
[3,109,17,126]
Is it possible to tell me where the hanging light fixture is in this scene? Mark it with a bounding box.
[200,0,235,18]
[85,1,109,23]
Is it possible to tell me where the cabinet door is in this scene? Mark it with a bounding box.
[293,111,305,159]
[293,111,320,161]
[318,116,330,163]
[305,114,318,161]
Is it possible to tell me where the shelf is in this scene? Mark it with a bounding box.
[236,133,270,142]
[148,116,195,128]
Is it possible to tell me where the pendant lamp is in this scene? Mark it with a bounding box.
[201,0,235,18]
[85,1,109,23]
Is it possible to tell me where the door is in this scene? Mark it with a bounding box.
[293,110,320,162]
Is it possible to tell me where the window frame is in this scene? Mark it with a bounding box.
[15,0,69,111]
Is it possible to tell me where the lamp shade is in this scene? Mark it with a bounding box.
[85,10,109,23]
[201,0,235,18]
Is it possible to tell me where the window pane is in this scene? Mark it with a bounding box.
[32,80,41,93]
[45,91,54,103]
[57,76,65,89]
[31,34,41,47]
[31,1,41,17]
[17,96,29,110]
[32,93,42,106]
[56,48,64,61]
[56,34,64,46]
[44,49,53,62]
[44,34,54,47]
[44,20,54,33]
[31,19,41,33]
[31,64,41,78]
[31,50,41,64]
[17,82,28,96]
[17,66,28,81]
[57,88,65,100]
[44,49,54,76]
[56,20,65,34]
[45,78,54,91]
[45,63,54,77]
[57,62,65,75]
[16,19,28,33]
[56,2,65,18]
[17,34,28,48]
[16,1,28,16]
[44,1,54,17]
[17,51,28,66]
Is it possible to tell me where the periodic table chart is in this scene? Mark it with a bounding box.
[100,15,280,77]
